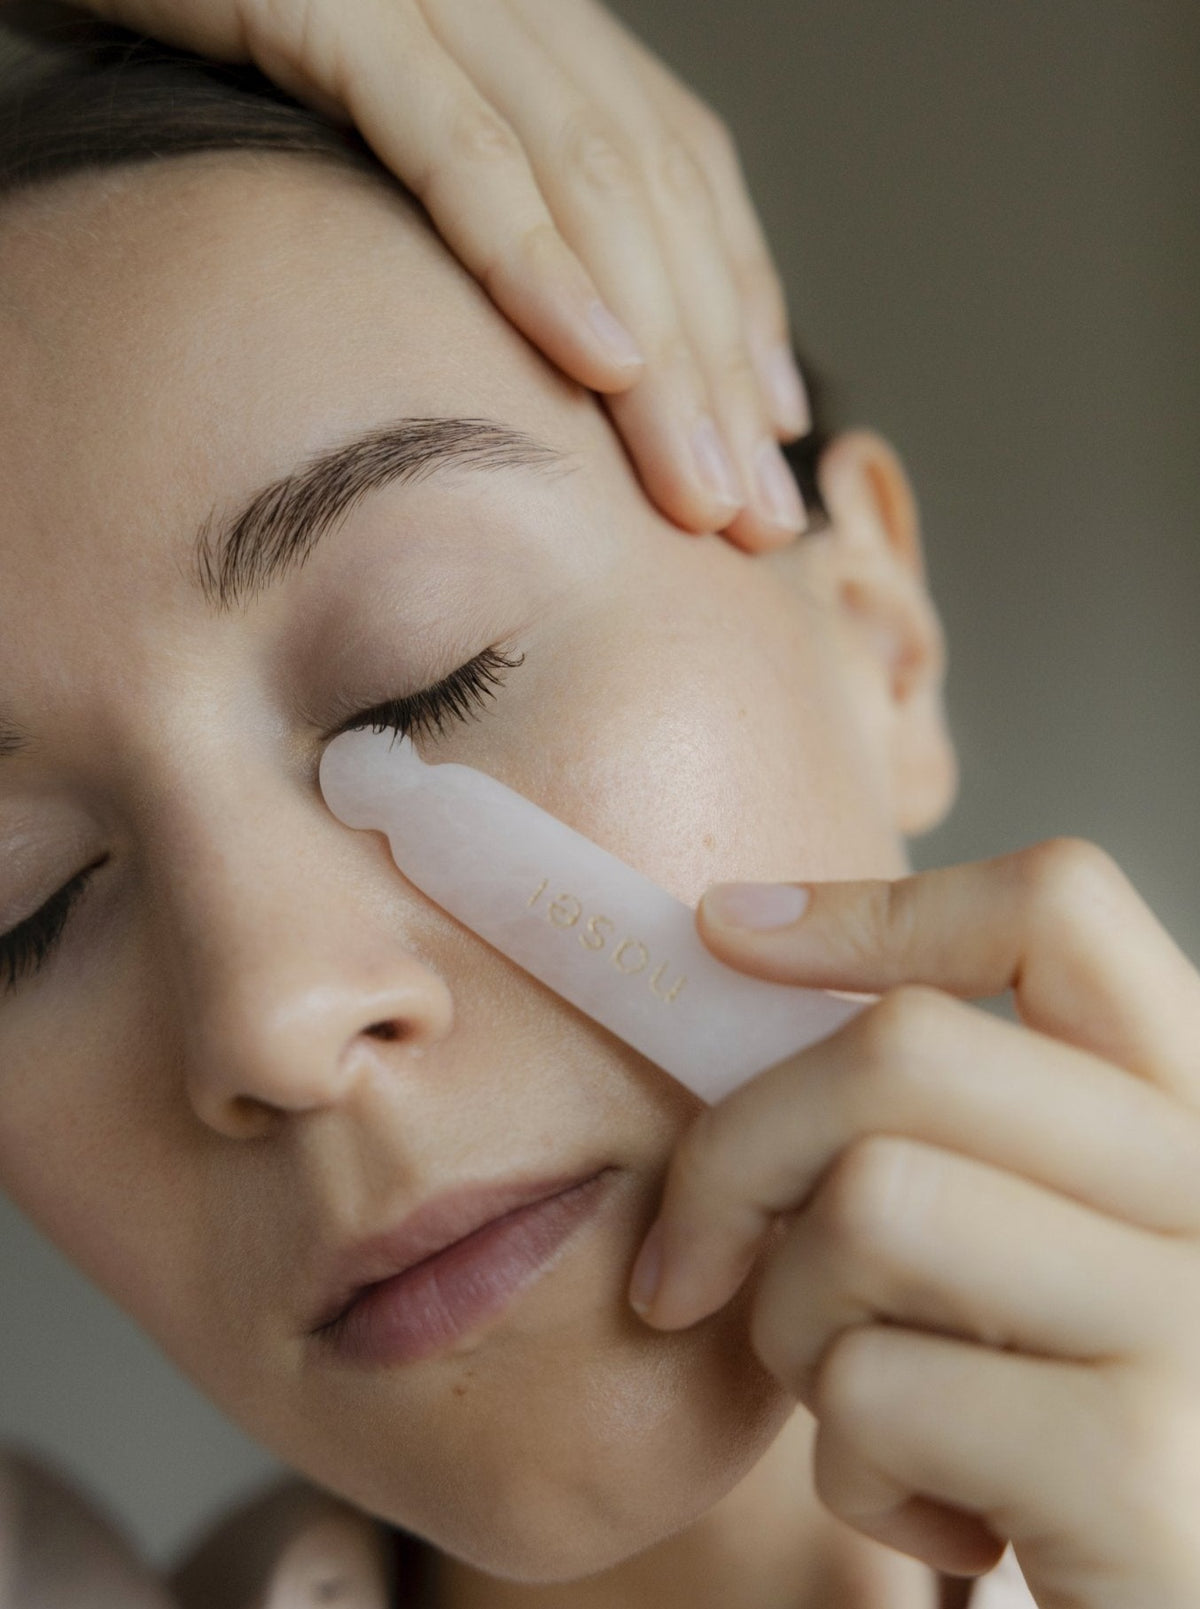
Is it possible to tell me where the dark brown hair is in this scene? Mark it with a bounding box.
[0,0,829,522]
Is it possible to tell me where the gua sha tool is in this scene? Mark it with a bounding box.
[319,729,868,1105]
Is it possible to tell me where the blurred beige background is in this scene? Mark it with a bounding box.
[2,0,1197,1569]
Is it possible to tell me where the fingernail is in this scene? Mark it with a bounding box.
[691,416,744,512]
[629,1219,664,1317]
[704,882,811,930]
[764,344,811,436]
[586,299,644,369]
[755,439,808,533]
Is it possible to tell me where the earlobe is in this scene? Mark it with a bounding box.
[813,431,959,836]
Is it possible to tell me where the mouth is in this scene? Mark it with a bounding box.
[310,1166,617,1367]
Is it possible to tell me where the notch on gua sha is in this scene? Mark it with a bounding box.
[319,729,868,1105]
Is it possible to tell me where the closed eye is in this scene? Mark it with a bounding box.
[329,644,524,744]
[0,856,109,993]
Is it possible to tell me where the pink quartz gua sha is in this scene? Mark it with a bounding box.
[319,729,867,1105]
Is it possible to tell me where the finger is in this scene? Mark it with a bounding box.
[621,37,811,437]
[508,0,807,547]
[750,1136,1192,1408]
[600,129,808,551]
[810,1327,1200,1599]
[629,988,1200,1328]
[242,0,647,394]
[812,1412,1008,1579]
[698,838,1200,1100]
[421,0,749,534]
[515,0,810,441]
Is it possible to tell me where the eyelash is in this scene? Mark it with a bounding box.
[0,646,524,995]
[0,858,108,995]
[336,644,525,743]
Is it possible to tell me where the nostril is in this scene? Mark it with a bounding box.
[364,1019,407,1043]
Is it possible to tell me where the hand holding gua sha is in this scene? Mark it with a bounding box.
[319,728,869,1105]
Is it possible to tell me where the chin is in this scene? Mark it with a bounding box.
[405,1301,799,1585]
[219,1254,796,1587]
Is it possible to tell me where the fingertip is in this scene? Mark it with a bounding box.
[717,507,803,554]
[603,391,752,535]
[759,342,811,439]
[701,882,813,933]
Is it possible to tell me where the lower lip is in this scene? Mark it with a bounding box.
[321,1169,616,1368]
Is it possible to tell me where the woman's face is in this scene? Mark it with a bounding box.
[0,153,924,1579]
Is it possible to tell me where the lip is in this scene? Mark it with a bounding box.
[310,1166,615,1364]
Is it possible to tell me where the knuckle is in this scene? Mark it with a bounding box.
[816,1134,917,1256]
[709,341,762,399]
[647,328,703,386]
[655,135,712,211]
[561,116,639,200]
[506,220,561,273]
[852,984,946,1072]
[480,221,562,297]
[810,1325,882,1429]
[683,102,738,174]
[446,104,524,171]
[833,877,914,972]
[1019,836,1127,925]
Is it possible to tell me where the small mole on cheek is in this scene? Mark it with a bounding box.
[702,834,715,852]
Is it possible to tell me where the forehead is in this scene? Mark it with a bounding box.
[0,152,585,618]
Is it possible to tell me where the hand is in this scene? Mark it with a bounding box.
[75,0,811,550]
[629,839,1200,1607]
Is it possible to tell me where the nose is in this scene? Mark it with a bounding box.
[165,819,455,1140]
[187,964,456,1139]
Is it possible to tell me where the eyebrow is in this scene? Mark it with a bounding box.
[192,416,571,612]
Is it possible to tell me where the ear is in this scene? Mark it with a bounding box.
[811,430,958,836]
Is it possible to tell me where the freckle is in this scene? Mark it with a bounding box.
[452,1382,468,1397]
[702,834,715,851]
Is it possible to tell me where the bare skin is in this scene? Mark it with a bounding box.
[67,0,815,548]
[0,153,960,1607]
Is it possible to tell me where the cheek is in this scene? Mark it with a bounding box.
[518,557,903,906]
[0,987,201,1355]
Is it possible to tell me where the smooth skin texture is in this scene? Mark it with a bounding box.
[72,0,811,548]
[0,152,962,1609]
[5,26,1196,1609]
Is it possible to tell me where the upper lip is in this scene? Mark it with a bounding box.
[308,1165,607,1333]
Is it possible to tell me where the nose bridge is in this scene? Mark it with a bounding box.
[153,780,455,1136]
